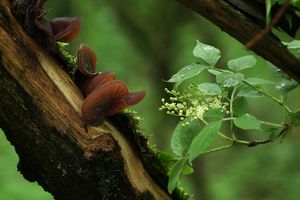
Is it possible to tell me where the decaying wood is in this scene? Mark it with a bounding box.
[0,1,173,199]
[175,0,300,83]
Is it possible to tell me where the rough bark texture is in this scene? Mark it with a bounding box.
[0,1,175,199]
[175,0,300,83]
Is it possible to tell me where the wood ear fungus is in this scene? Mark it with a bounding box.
[80,72,116,96]
[77,44,98,77]
[50,17,81,42]
[123,91,146,106]
[27,0,81,43]
[25,1,145,126]
[81,80,146,126]
[76,44,146,126]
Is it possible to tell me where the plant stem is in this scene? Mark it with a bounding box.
[243,81,292,113]
[235,140,250,145]
[259,120,282,127]
[223,117,282,127]
[200,118,234,142]
[201,143,234,155]
[230,86,237,139]
[218,132,234,141]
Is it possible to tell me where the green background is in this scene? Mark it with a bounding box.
[1,0,300,199]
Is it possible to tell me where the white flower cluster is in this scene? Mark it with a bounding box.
[159,86,228,125]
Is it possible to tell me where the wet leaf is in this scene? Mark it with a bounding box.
[193,41,221,65]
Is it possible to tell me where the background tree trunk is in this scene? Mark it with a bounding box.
[175,0,300,83]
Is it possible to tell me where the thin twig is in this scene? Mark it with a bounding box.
[247,139,272,147]
[246,0,290,49]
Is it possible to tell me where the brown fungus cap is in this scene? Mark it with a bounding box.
[82,80,145,126]
[50,17,81,42]
[80,72,116,97]
[77,43,98,77]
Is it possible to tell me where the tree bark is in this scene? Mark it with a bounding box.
[175,0,300,83]
[0,1,179,199]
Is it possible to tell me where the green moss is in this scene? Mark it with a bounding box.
[57,42,78,76]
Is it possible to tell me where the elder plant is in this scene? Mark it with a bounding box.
[159,41,300,193]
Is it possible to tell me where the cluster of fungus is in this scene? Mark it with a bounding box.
[77,44,146,126]
[26,0,146,126]
[26,0,81,43]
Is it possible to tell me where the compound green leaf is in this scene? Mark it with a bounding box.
[234,113,261,130]
[188,121,222,162]
[171,119,201,157]
[198,83,222,95]
[167,64,207,84]
[228,55,256,71]
[193,41,221,65]
[216,72,244,87]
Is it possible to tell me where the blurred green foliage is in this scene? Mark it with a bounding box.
[1,0,300,199]
[0,130,53,200]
